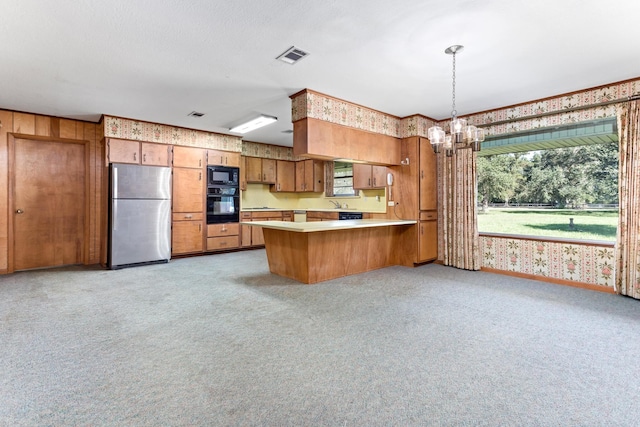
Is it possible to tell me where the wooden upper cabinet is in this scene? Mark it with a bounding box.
[107,139,172,166]
[272,160,295,192]
[262,159,276,183]
[173,146,204,169]
[141,142,171,166]
[371,165,387,188]
[207,149,241,167]
[295,159,324,192]
[419,137,437,210]
[353,164,387,189]
[107,138,140,164]
[245,157,263,182]
[239,156,248,190]
[172,167,204,212]
[246,157,276,183]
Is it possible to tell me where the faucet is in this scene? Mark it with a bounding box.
[329,200,341,209]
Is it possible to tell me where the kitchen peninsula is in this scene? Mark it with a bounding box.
[246,219,416,284]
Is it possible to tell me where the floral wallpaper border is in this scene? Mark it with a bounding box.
[480,235,615,289]
[103,116,243,151]
[242,140,297,161]
[291,78,640,139]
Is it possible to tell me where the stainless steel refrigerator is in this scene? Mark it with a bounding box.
[108,163,171,269]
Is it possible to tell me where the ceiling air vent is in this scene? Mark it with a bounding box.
[188,111,205,117]
[276,46,309,64]
[281,129,294,134]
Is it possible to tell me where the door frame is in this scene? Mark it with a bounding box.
[7,133,91,273]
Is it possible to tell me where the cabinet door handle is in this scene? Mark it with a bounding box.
[199,159,202,167]
[277,183,281,191]
[368,178,371,187]
[263,173,266,181]
[199,224,202,232]
[373,178,376,186]
[421,170,424,179]
[199,172,202,181]
[133,152,137,162]
[421,225,424,235]
[143,153,146,163]
[185,214,192,219]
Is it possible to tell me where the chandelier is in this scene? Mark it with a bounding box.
[427,45,485,156]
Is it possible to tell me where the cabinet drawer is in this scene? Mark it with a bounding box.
[172,212,204,221]
[207,223,240,237]
[251,211,282,219]
[207,236,239,251]
[241,212,252,220]
[420,211,437,221]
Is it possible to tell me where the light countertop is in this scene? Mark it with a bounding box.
[244,219,416,233]
[241,208,381,213]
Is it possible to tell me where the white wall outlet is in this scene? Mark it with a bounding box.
[388,201,394,206]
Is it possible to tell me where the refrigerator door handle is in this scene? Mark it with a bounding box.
[113,202,117,231]
[113,167,118,199]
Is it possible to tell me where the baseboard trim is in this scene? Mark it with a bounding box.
[480,267,615,294]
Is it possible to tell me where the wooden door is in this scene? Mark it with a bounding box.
[419,138,438,210]
[274,160,295,192]
[418,220,438,261]
[172,167,203,212]
[262,159,276,183]
[353,164,372,189]
[171,220,203,254]
[295,161,306,191]
[173,146,203,169]
[311,160,325,192]
[12,138,86,271]
[141,142,171,166]
[245,157,263,182]
[372,165,387,188]
[108,138,139,164]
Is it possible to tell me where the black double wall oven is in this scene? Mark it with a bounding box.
[207,165,240,224]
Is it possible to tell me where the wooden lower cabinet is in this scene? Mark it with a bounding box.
[418,211,438,262]
[306,211,338,221]
[172,216,204,255]
[240,211,290,247]
[206,223,239,251]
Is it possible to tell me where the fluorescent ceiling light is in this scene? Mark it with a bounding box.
[229,114,277,133]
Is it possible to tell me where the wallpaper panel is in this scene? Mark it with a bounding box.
[291,89,438,138]
[480,235,615,289]
[103,116,242,151]
[292,79,640,140]
[242,141,297,160]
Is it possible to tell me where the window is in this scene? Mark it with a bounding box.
[477,143,619,241]
[331,161,357,197]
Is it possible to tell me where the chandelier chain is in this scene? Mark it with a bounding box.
[451,51,457,118]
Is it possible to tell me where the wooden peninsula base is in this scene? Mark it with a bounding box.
[247,219,416,284]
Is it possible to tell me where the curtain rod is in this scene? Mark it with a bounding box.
[478,93,640,128]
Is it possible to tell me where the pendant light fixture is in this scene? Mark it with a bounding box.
[428,45,485,156]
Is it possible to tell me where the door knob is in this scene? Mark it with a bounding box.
[16,209,24,214]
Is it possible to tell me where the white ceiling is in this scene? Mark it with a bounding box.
[2,0,640,147]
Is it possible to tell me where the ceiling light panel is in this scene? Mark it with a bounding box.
[229,114,278,133]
